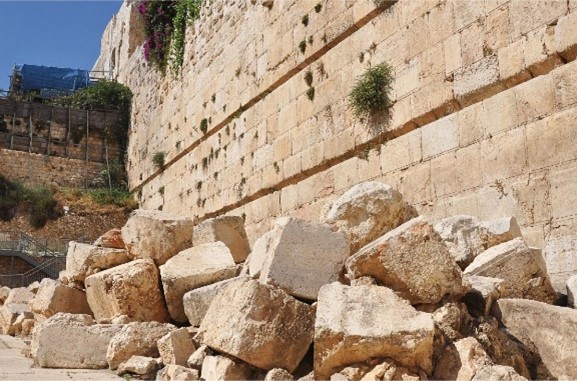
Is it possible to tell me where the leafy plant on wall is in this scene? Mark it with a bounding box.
[136,0,204,74]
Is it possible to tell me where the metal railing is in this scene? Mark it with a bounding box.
[0,232,71,287]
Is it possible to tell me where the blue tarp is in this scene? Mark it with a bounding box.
[14,64,92,94]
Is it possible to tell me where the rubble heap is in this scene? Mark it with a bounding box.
[1,181,576,380]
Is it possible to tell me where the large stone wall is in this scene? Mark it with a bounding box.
[0,149,105,188]
[96,0,577,246]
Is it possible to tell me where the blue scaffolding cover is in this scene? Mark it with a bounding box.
[14,64,92,94]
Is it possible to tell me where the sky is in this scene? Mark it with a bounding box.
[0,0,123,91]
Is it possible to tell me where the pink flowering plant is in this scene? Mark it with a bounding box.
[136,0,204,74]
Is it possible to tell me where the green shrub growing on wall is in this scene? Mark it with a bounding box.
[0,175,59,227]
[349,63,394,117]
[152,151,166,169]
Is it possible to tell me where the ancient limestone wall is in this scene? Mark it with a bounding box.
[0,149,106,188]
[98,0,577,246]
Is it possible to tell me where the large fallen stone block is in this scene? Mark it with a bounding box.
[31,313,122,368]
[243,230,274,277]
[198,277,314,372]
[193,216,251,263]
[94,228,125,249]
[121,209,194,265]
[433,337,493,380]
[200,355,257,381]
[464,238,557,304]
[158,364,200,380]
[85,259,170,323]
[4,287,34,305]
[346,217,467,304]
[314,283,435,379]
[0,304,32,335]
[463,275,504,317]
[106,321,176,370]
[495,298,577,380]
[158,328,196,366]
[66,242,130,283]
[159,242,237,322]
[29,278,92,318]
[321,181,408,253]
[434,215,521,269]
[258,217,349,300]
[183,277,243,326]
[117,356,160,379]
[542,235,577,295]
[472,365,528,381]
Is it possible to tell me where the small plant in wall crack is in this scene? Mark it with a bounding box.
[152,151,166,169]
[199,118,208,134]
[306,87,315,101]
[304,70,313,87]
[314,3,322,13]
[299,40,307,54]
[302,14,309,27]
[349,62,394,118]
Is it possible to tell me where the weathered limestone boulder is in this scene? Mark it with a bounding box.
[479,217,522,248]
[158,364,200,381]
[200,355,257,381]
[314,283,435,379]
[117,356,160,378]
[198,277,314,372]
[243,230,274,277]
[159,242,236,322]
[474,318,531,379]
[193,216,251,263]
[187,345,211,369]
[568,274,577,308]
[265,368,294,381]
[432,303,464,341]
[158,328,196,366]
[31,313,122,368]
[346,217,467,304]
[321,182,408,253]
[495,298,577,379]
[106,321,176,370]
[472,365,528,381]
[4,287,34,305]
[85,259,170,322]
[0,304,32,335]
[21,318,35,336]
[183,277,244,326]
[29,278,92,318]
[0,289,34,335]
[94,228,125,249]
[434,216,521,269]
[258,217,349,300]
[433,337,493,380]
[349,359,423,381]
[27,281,40,294]
[464,238,557,304]
[121,209,194,265]
[0,286,10,304]
[463,275,504,317]
[542,235,577,295]
[66,241,130,283]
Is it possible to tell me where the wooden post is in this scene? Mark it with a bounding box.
[47,106,52,156]
[85,109,89,189]
[65,108,71,157]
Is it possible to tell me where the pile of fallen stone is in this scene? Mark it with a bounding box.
[1,181,576,380]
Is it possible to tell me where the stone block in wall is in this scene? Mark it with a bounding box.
[445,34,463,75]
[524,25,563,77]
[454,55,504,106]
[514,75,555,125]
[483,5,510,53]
[509,0,567,38]
[461,21,484,68]
[553,61,577,110]
[498,38,531,88]
[421,114,459,160]
[480,127,526,184]
[526,108,577,172]
[458,101,484,147]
